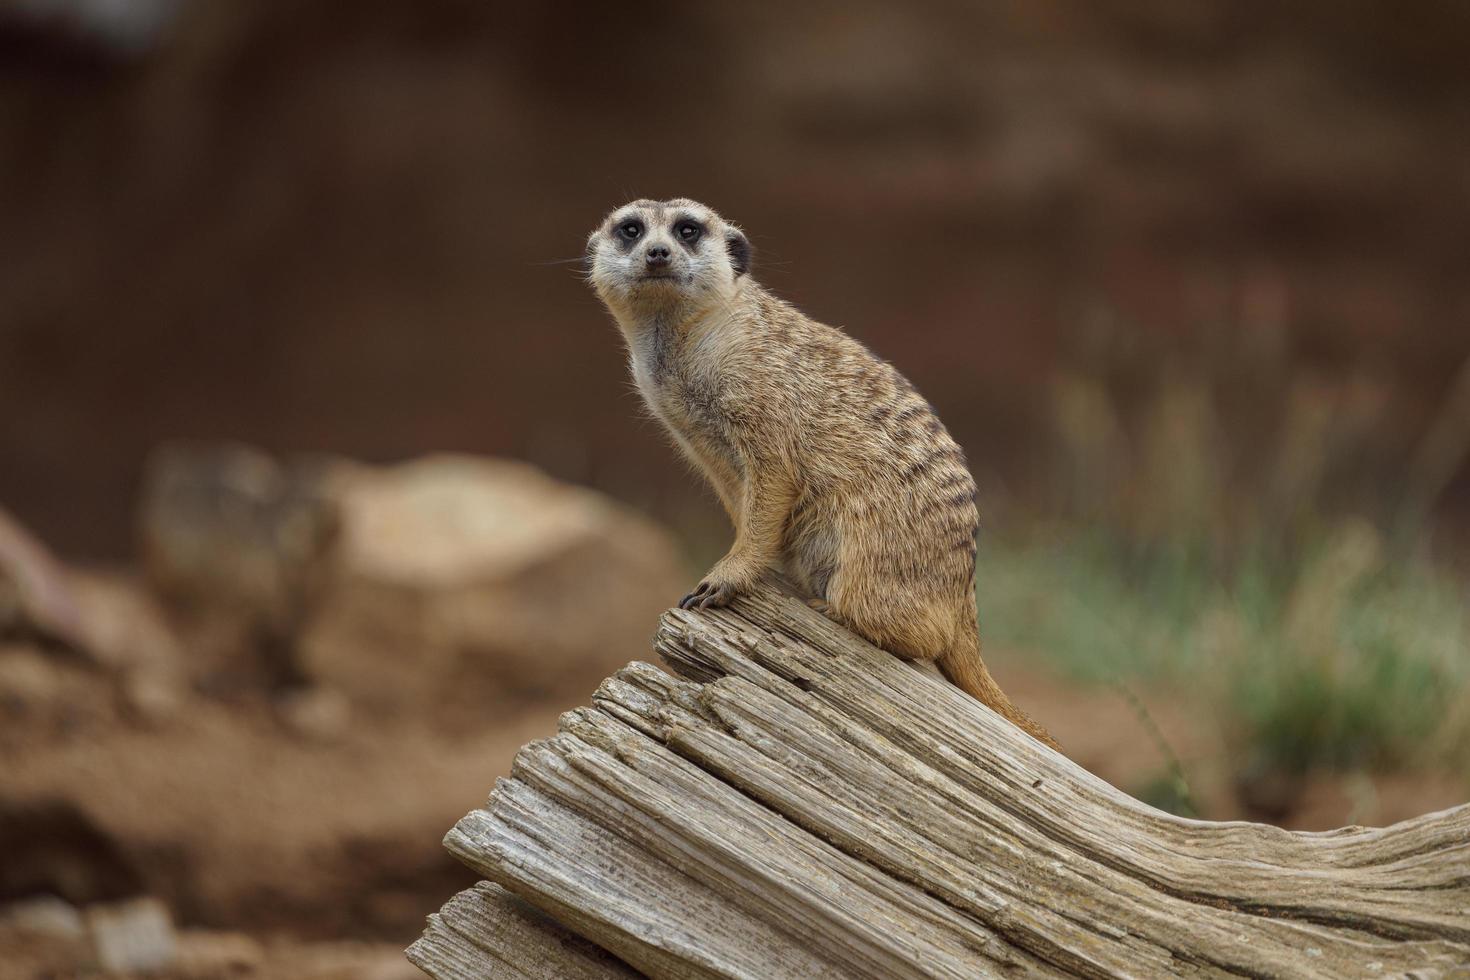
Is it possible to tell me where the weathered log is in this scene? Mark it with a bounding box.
[406,881,637,980]
[410,586,1470,978]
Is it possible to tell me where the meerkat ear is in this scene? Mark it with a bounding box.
[725,229,752,277]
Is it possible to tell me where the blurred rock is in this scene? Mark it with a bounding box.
[3,446,692,971]
[87,895,177,972]
[0,894,85,940]
[70,570,184,674]
[141,443,340,620]
[140,443,341,693]
[66,570,189,727]
[300,455,687,725]
[0,505,88,654]
[138,445,689,719]
[0,899,86,980]
[0,516,191,745]
[277,684,351,743]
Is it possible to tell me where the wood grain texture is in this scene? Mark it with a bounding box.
[406,881,639,980]
[410,585,1470,979]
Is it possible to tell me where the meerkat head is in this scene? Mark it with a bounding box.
[586,198,752,320]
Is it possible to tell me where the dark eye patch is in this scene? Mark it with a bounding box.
[611,217,643,251]
[673,217,704,247]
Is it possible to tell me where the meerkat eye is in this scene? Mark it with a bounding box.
[618,221,643,240]
[676,222,701,242]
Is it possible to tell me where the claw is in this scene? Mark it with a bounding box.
[680,577,743,611]
[696,581,737,609]
[679,581,712,610]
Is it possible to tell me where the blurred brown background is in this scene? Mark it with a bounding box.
[5,0,1469,556]
[2,2,1468,978]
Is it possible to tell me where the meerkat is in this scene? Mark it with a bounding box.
[586,198,1059,749]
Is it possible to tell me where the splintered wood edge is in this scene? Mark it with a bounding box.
[406,881,640,980]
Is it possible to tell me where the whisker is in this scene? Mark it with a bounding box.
[531,256,592,267]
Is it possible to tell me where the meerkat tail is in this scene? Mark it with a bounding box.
[936,641,1062,751]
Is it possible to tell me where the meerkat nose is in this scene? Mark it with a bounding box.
[645,244,672,268]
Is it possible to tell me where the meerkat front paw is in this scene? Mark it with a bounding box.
[679,579,737,609]
[678,560,760,610]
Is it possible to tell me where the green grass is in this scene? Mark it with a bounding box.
[981,526,1470,781]
[979,350,1470,798]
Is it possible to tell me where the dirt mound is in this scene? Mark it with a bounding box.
[0,453,689,973]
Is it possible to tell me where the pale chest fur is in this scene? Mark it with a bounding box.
[627,323,730,444]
